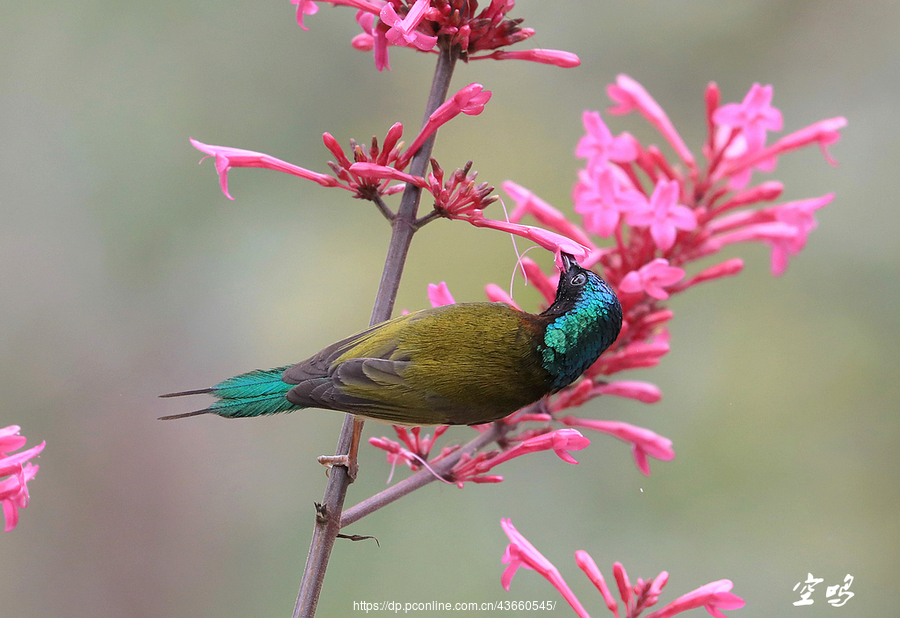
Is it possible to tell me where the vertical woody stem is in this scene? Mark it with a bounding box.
[293,42,460,618]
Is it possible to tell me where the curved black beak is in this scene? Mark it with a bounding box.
[560,252,577,272]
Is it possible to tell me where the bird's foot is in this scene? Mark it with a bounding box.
[317,454,358,481]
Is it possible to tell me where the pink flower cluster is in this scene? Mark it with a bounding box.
[0,425,45,532]
[370,425,591,487]
[190,82,494,202]
[501,519,745,618]
[483,75,840,470]
[291,0,580,71]
[367,76,843,480]
[191,79,587,258]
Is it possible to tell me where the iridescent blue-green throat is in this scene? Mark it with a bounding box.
[160,254,622,426]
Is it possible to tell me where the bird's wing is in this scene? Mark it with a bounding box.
[280,312,421,384]
[286,356,463,424]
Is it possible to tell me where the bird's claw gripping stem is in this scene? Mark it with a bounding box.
[317,417,364,480]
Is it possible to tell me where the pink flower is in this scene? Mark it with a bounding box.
[591,339,670,375]
[576,111,639,167]
[348,162,429,188]
[290,0,319,30]
[713,83,783,152]
[484,284,522,310]
[503,532,716,618]
[300,1,579,71]
[625,180,697,251]
[607,74,696,169]
[766,195,833,276]
[478,49,581,68]
[574,551,620,617]
[504,181,596,248]
[561,417,674,476]
[463,212,591,261]
[645,579,745,618]
[500,519,591,618]
[720,117,846,179]
[402,84,493,167]
[0,425,45,532]
[619,258,685,300]
[674,258,744,292]
[574,166,648,238]
[427,160,498,216]
[381,0,438,51]
[592,380,662,404]
[453,429,590,486]
[427,282,455,307]
[190,138,339,199]
[613,562,633,609]
[549,379,661,412]
[368,436,418,482]
[369,425,449,482]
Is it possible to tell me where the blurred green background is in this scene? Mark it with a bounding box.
[2,1,896,616]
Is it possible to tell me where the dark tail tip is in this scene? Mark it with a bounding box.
[158,409,213,421]
[159,388,213,399]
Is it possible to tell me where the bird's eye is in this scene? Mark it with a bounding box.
[571,273,586,286]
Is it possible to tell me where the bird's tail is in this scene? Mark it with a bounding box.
[159,365,298,420]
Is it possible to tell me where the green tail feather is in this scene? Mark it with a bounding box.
[160,365,302,420]
[211,366,293,399]
[207,365,298,418]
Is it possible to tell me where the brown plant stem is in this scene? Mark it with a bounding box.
[293,42,460,618]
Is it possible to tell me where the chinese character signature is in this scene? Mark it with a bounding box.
[793,573,854,607]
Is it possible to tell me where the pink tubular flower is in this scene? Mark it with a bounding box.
[491,428,590,467]
[645,580,745,618]
[673,258,744,292]
[402,83,492,167]
[500,519,591,618]
[619,259,685,300]
[297,1,580,71]
[574,551,620,616]
[368,436,418,482]
[502,527,742,618]
[573,166,648,238]
[190,138,339,199]
[625,180,697,251]
[607,74,696,169]
[590,339,670,375]
[427,160,498,216]
[463,212,591,261]
[713,83,783,152]
[719,116,846,179]
[477,49,581,68]
[369,425,449,482]
[503,181,596,248]
[381,0,438,51]
[291,0,319,30]
[576,111,639,167]
[766,195,833,275]
[427,282,455,307]
[349,162,429,188]
[561,417,674,476]
[592,381,662,404]
[0,425,45,532]
[484,284,522,310]
[452,429,590,486]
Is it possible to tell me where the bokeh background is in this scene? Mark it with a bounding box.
[2,1,897,616]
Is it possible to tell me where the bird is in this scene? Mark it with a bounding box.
[159,254,622,426]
